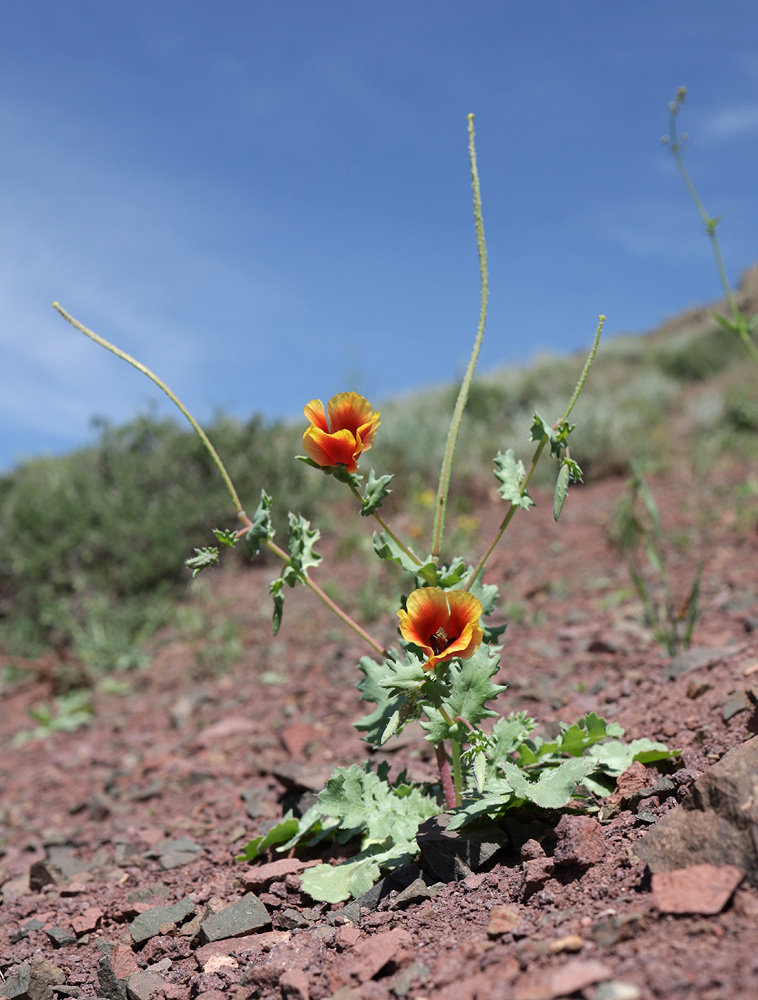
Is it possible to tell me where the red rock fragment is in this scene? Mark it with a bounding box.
[553,814,606,867]
[330,927,412,989]
[71,905,104,936]
[651,863,745,914]
[241,858,319,892]
[523,856,555,897]
[280,722,322,758]
[513,958,612,1000]
[109,942,140,979]
[614,760,650,802]
[334,925,362,950]
[486,905,521,937]
[279,967,310,1000]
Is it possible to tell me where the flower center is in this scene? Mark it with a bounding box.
[429,626,457,656]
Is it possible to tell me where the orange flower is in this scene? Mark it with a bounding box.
[397,587,484,672]
[303,392,381,474]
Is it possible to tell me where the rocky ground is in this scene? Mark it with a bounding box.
[2,462,758,1000]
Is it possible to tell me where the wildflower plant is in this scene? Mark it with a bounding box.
[53,115,675,903]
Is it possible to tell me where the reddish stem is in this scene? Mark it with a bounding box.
[436,742,457,810]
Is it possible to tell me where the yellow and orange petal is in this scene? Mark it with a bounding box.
[302,392,380,473]
[397,587,484,671]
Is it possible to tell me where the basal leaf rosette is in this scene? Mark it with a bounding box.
[398,587,484,671]
[303,392,380,474]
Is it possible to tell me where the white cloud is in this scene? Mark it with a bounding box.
[699,105,758,144]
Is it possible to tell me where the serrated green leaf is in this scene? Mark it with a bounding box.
[212,527,239,548]
[502,757,593,809]
[185,547,220,577]
[420,645,506,743]
[235,813,300,862]
[287,512,321,575]
[557,713,624,757]
[428,558,469,590]
[301,839,418,903]
[373,531,432,576]
[269,577,286,636]
[493,450,534,509]
[488,712,538,767]
[355,655,398,746]
[362,470,393,516]
[245,490,275,558]
[530,413,575,460]
[553,463,570,521]
[472,752,487,794]
[586,737,675,777]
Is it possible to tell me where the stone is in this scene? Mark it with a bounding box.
[144,838,203,870]
[513,958,612,1000]
[279,968,310,1000]
[593,984,642,1000]
[613,761,650,802]
[553,814,606,867]
[240,858,318,892]
[486,905,521,937]
[126,971,168,1000]
[200,892,271,942]
[663,646,737,680]
[339,865,422,924]
[651,863,745,914]
[330,927,412,989]
[109,944,141,980]
[0,961,66,1000]
[523,856,555,896]
[43,926,77,947]
[72,906,104,936]
[633,735,758,884]
[129,897,196,945]
[416,814,504,882]
[389,877,434,910]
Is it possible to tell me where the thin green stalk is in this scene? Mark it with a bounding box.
[264,537,388,656]
[431,114,488,558]
[464,438,547,590]
[463,315,604,590]
[561,315,605,423]
[347,484,422,565]
[53,303,248,520]
[667,89,758,368]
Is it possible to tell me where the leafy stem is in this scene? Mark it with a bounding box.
[264,535,388,656]
[431,113,488,559]
[463,316,604,589]
[347,484,422,566]
[464,437,548,590]
[53,303,248,520]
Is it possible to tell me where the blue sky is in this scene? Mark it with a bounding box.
[2,1,757,472]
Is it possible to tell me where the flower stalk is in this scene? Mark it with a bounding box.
[431,113,488,558]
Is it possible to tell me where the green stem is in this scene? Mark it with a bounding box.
[431,113,488,558]
[450,739,463,807]
[347,484,422,565]
[53,303,248,520]
[264,537,387,657]
[667,91,745,330]
[463,316,604,589]
[464,438,547,590]
[560,316,605,423]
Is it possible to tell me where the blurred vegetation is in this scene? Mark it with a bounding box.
[1,290,757,676]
